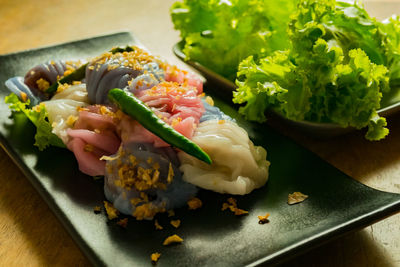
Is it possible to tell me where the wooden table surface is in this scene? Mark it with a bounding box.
[0,0,399,266]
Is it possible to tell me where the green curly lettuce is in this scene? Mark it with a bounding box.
[5,93,65,150]
[233,0,391,140]
[171,0,296,81]
[378,15,400,106]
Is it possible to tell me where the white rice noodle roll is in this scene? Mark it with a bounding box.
[178,119,270,195]
[51,83,89,103]
[43,84,89,143]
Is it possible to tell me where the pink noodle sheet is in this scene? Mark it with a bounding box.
[67,68,204,176]
[120,81,204,147]
[67,106,120,176]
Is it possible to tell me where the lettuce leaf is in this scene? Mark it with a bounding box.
[171,0,296,81]
[5,93,65,150]
[234,0,390,140]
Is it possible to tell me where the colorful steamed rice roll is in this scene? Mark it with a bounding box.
[4,46,270,220]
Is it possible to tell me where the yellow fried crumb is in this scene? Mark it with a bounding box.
[99,155,118,161]
[167,163,174,184]
[170,219,181,228]
[56,82,70,93]
[133,203,164,221]
[187,197,202,210]
[258,213,270,224]
[104,201,119,220]
[72,81,82,85]
[66,115,78,127]
[163,234,183,246]
[77,106,89,112]
[130,197,143,206]
[205,96,214,106]
[222,197,248,216]
[288,192,308,205]
[151,252,161,263]
[221,203,230,211]
[20,92,28,102]
[168,210,175,217]
[99,105,114,116]
[93,206,101,214]
[117,218,128,228]
[32,103,45,112]
[63,69,73,76]
[84,144,94,152]
[154,220,163,230]
[227,197,236,206]
[90,47,156,73]
[36,78,50,91]
[218,119,225,124]
[171,117,182,127]
[233,208,248,216]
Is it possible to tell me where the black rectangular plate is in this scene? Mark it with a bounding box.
[0,32,399,267]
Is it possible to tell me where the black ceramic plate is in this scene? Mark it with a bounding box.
[1,32,400,267]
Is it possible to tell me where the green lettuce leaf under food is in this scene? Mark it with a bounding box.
[5,93,65,150]
[171,0,296,81]
[234,0,395,141]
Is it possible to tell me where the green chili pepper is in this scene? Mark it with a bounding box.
[108,88,212,165]
[45,46,135,94]
[45,63,87,94]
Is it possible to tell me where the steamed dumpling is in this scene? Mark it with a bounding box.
[43,83,89,143]
[178,119,270,195]
[104,143,197,219]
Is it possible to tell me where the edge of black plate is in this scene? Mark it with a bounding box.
[249,200,400,266]
[0,30,138,57]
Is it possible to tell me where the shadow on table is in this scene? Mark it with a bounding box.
[0,148,92,266]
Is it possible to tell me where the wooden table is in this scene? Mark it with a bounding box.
[0,0,399,266]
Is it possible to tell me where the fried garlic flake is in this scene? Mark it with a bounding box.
[104,201,119,220]
[163,234,183,246]
[151,252,161,263]
[288,192,308,205]
[258,213,270,224]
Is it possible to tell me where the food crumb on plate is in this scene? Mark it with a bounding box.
[288,192,309,205]
[151,252,161,264]
[154,219,163,230]
[117,218,128,228]
[93,206,102,214]
[168,210,175,217]
[170,219,181,228]
[163,234,183,246]
[187,197,202,210]
[258,213,270,224]
[222,197,248,216]
[204,95,214,106]
[104,201,119,220]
